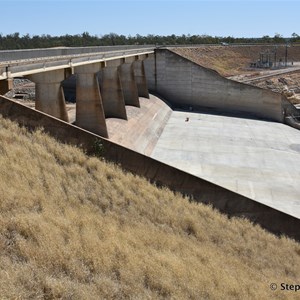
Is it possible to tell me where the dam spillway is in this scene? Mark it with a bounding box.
[1,45,300,240]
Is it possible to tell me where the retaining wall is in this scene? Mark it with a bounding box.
[145,49,285,122]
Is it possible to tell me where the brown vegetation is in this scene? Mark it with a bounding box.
[0,116,299,299]
[172,46,249,76]
[172,45,300,76]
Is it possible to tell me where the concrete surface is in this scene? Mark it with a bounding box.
[106,95,172,155]
[151,111,300,219]
[118,62,140,107]
[98,66,127,120]
[27,69,69,122]
[133,60,150,98]
[75,63,108,137]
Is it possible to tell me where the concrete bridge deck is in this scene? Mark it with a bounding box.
[0,46,154,80]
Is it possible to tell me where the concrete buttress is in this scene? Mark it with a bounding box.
[118,63,140,107]
[75,63,108,138]
[98,66,127,119]
[26,70,69,122]
[143,54,156,93]
[133,60,150,98]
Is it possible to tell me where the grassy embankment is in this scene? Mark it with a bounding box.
[0,116,299,299]
[172,46,256,76]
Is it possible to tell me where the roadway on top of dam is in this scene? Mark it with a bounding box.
[0,46,155,80]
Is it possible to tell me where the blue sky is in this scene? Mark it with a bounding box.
[1,0,299,38]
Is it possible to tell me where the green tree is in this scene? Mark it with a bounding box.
[273,33,284,43]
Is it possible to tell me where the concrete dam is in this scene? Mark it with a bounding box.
[0,46,300,240]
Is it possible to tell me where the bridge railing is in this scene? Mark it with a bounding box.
[0,45,155,63]
[0,47,155,79]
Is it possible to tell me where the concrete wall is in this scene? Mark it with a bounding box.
[133,60,150,98]
[0,95,299,241]
[106,95,172,155]
[98,66,127,119]
[144,55,156,93]
[146,49,285,122]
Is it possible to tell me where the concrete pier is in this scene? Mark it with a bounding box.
[133,60,150,98]
[75,63,108,137]
[27,70,69,122]
[118,62,140,107]
[98,65,127,119]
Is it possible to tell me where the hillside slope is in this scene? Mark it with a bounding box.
[172,45,300,76]
[0,116,299,299]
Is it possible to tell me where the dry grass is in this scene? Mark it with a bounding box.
[0,116,299,299]
[172,47,254,76]
[172,45,300,77]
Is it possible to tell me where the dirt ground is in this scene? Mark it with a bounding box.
[172,45,300,76]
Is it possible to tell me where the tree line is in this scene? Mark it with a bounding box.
[0,32,299,50]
